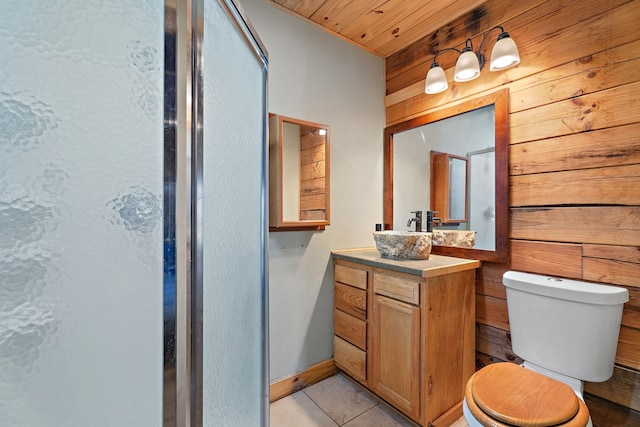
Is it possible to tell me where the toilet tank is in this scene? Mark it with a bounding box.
[503,271,628,382]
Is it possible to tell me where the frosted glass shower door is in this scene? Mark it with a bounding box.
[198,0,269,425]
[0,1,164,426]
[468,150,496,250]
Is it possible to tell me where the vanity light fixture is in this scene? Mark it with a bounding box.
[425,26,520,95]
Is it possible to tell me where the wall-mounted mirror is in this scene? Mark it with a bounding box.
[430,151,468,224]
[269,114,330,231]
[383,89,509,263]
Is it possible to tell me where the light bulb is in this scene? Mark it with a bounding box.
[454,48,480,82]
[425,63,448,94]
[490,33,520,71]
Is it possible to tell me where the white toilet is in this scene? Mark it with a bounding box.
[463,271,628,427]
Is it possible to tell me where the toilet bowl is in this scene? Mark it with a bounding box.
[462,271,628,427]
[462,363,591,427]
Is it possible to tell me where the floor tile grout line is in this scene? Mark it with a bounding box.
[302,379,380,426]
[301,388,340,426]
[335,374,421,427]
[348,404,384,425]
[271,374,468,427]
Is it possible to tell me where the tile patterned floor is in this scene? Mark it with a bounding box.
[270,374,469,427]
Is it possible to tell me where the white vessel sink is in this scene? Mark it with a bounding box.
[373,231,432,260]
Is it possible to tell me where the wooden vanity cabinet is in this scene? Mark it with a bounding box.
[333,260,371,384]
[371,268,422,421]
[420,269,477,426]
[333,253,478,427]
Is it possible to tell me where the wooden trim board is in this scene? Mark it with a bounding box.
[269,358,338,403]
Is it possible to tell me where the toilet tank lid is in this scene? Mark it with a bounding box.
[503,271,629,305]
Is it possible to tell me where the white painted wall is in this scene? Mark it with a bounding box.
[241,0,385,382]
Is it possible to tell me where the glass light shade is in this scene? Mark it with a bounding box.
[425,64,448,94]
[454,49,480,82]
[490,35,520,71]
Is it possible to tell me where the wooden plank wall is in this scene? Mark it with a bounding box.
[299,129,327,220]
[384,0,640,422]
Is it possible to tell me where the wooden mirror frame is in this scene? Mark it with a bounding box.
[383,89,509,263]
[269,114,330,232]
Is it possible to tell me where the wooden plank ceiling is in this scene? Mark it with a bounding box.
[266,0,489,58]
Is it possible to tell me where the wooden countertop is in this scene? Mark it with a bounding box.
[332,247,481,278]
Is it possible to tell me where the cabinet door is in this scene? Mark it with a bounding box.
[371,294,421,422]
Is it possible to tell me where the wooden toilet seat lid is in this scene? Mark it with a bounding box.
[467,362,587,427]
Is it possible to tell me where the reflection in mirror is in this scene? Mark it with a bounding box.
[269,114,330,231]
[430,151,469,225]
[394,106,493,243]
[384,89,508,263]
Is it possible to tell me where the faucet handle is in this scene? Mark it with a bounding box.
[425,210,438,232]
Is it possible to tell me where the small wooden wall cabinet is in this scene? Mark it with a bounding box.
[332,249,479,427]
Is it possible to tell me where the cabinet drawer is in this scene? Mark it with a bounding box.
[373,269,420,305]
[335,282,367,320]
[334,336,366,383]
[335,263,367,290]
[334,309,366,350]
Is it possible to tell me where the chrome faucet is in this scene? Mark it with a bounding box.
[425,210,442,231]
[407,211,422,232]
